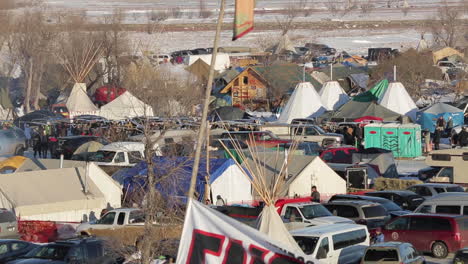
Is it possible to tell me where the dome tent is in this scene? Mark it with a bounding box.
[277,82,326,123]
[416,103,464,133]
[319,81,349,110]
[378,82,418,121]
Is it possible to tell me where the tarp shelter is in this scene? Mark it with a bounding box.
[66,83,98,117]
[327,100,402,122]
[186,59,218,82]
[99,91,154,120]
[0,164,121,222]
[352,148,398,178]
[378,82,418,121]
[121,157,245,203]
[319,81,350,110]
[277,82,326,123]
[433,47,464,64]
[186,53,230,72]
[14,110,63,128]
[242,154,346,199]
[353,79,389,102]
[209,106,250,121]
[349,73,369,90]
[73,141,104,155]
[416,102,464,133]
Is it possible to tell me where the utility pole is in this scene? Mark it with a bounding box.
[188,0,226,199]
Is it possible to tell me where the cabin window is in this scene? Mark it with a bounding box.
[431,154,451,161]
[243,76,249,85]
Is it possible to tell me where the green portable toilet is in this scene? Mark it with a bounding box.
[398,124,422,158]
[364,124,383,149]
[381,123,399,156]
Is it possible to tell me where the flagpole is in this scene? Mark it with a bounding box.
[189,0,226,199]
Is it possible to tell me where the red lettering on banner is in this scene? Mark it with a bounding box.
[223,239,247,264]
[187,229,225,264]
[249,244,269,264]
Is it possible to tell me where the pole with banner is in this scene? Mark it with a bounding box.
[233,0,255,40]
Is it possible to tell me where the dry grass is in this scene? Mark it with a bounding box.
[373,178,423,191]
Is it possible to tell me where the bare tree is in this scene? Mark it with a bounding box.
[430,2,462,47]
[276,3,300,36]
[145,10,168,34]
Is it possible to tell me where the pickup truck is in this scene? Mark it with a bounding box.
[277,200,353,230]
[258,124,343,147]
[76,208,181,246]
[219,131,291,148]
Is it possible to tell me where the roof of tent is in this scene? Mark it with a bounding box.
[433,47,464,64]
[277,82,326,123]
[419,102,463,114]
[319,81,350,110]
[186,59,218,81]
[99,91,154,120]
[353,79,389,102]
[0,167,105,218]
[328,100,402,121]
[378,82,418,121]
[15,159,86,172]
[66,83,98,113]
[121,157,234,202]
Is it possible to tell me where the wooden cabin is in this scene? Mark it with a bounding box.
[219,67,268,108]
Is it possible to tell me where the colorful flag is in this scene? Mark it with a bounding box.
[176,199,312,264]
[233,0,255,41]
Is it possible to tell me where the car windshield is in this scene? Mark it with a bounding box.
[362,205,387,218]
[89,151,116,162]
[447,186,465,192]
[364,249,399,261]
[380,201,402,212]
[299,204,332,219]
[314,126,325,134]
[294,236,319,255]
[25,245,71,260]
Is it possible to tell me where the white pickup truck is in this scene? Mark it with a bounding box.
[279,202,353,230]
[259,124,343,147]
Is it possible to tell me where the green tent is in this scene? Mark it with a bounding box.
[353,79,389,102]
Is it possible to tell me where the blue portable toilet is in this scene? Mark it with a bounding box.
[415,103,464,133]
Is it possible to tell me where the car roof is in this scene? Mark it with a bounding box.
[425,192,468,201]
[55,237,102,245]
[332,194,390,203]
[324,145,357,150]
[367,190,418,196]
[401,213,468,219]
[367,242,409,249]
[291,224,365,236]
[100,142,144,152]
[327,200,382,206]
[409,183,461,188]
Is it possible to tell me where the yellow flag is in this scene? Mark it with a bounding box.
[233,0,254,41]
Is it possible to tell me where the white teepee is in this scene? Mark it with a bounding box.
[416,38,428,52]
[378,82,418,121]
[278,82,326,123]
[319,81,350,110]
[66,83,98,113]
[99,91,154,120]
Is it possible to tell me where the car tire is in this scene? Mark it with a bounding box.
[431,241,448,258]
[14,146,24,156]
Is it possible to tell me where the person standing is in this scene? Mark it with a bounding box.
[24,124,31,149]
[371,228,385,244]
[311,186,320,203]
[33,132,41,158]
[433,129,441,150]
[215,195,225,206]
[459,127,468,147]
[436,116,446,131]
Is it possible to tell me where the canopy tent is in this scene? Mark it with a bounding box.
[353,79,389,102]
[319,81,350,110]
[432,47,464,64]
[416,102,464,132]
[242,154,346,199]
[277,82,326,123]
[208,106,250,121]
[98,91,154,120]
[0,165,121,222]
[66,83,98,116]
[13,110,63,128]
[73,141,104,155]
[326,100,402,122]
[120,157,244,203]
[378,82,418,121]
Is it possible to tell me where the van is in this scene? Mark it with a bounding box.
[291,223,370,264]
[425,149,468,185]
[415,192,468,215]
[382,214,468,258]
[89,142,153,167]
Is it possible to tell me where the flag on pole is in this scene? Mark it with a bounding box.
[233,0,255,41]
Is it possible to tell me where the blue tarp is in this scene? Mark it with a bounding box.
[415,102,464,132]
[118,157,232,203]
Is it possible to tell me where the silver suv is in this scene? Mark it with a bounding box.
[0,128,26,156]
[324,200,390,230]
[0,209,18,239]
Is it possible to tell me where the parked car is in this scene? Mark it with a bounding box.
[305,43,336,56]
[453,248,468,264]
[383,214,468,258]
[414,192,468,215]
[259,124,343,147]
[279,202,353,230]
[0,128,26,157]
[57,136,109,159]
[365,191,425,211]
[0,240,38,263]
[324,200,390,230]
[328,194,410,218]
[0,209,18,239]
[320,146,358,164]
[407,183,465,199]
[6,237,123,264]
[361,242,425,264]
[88,142,148,167]
[220,131,291,148]
[291,223,369,263]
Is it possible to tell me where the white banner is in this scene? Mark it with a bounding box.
[177,200,318,264]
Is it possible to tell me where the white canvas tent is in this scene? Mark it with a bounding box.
[0,167,110,222]
[99,91,154,120]
[378,82,418,121]
[209,159,252,204]
[186,53,230,72]
[319,81,350,110]
[416,38,428,52]
[66,83,98,117]
[273,34,296,55]
[277,82,326,123]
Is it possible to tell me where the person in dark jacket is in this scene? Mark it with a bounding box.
[433,129,441,150]
[459,127,468,147]
[32,133,42,158]
[311,186,320,203]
